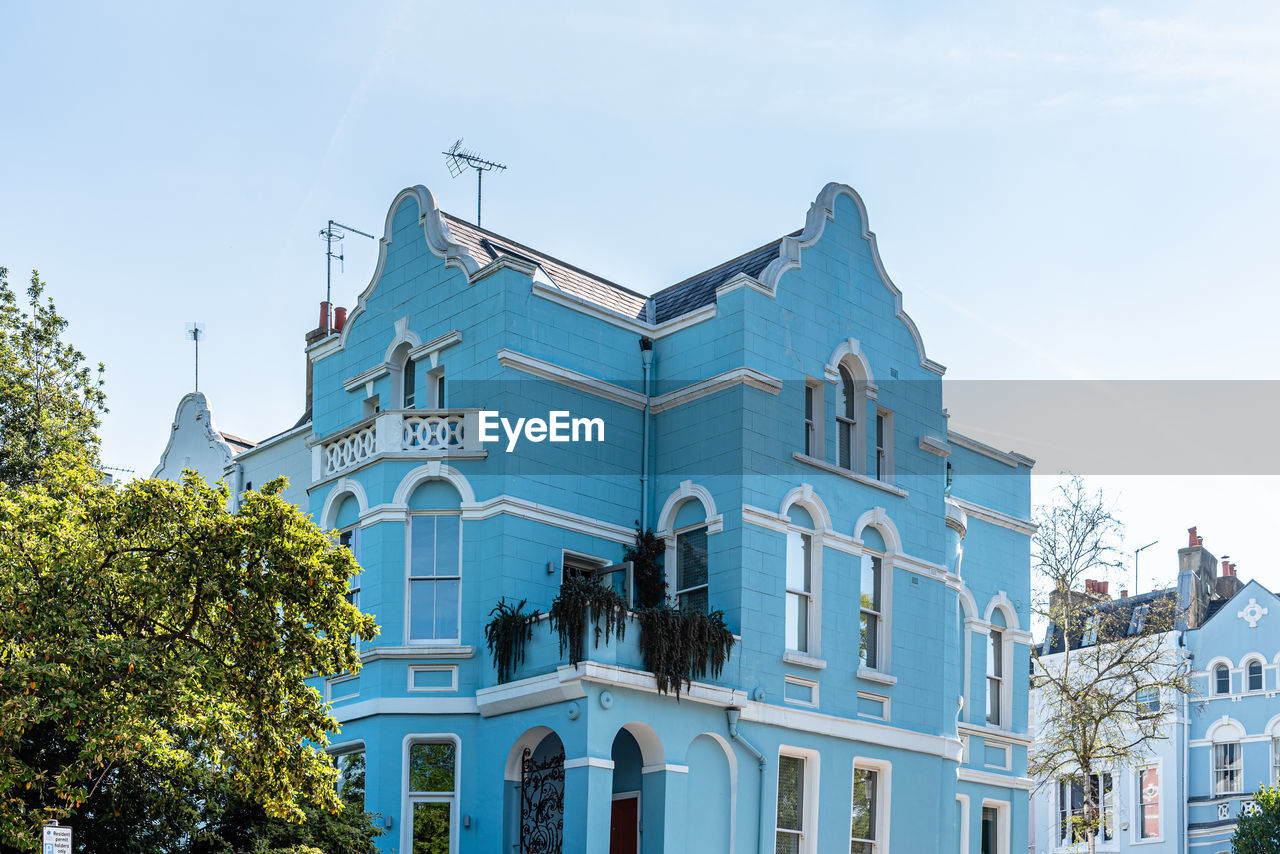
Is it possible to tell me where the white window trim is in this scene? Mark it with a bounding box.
[803,377,824,459]
[784,675,820,708]
[673,524,710,612]
[851,756,891,853]
[1272,735,1280,787]
[775,746,820,854]
[874,406,894,484]
[408,664,459,693]
[1131,759,1165,845]
[956,793,970,854]
[1245,657,1265,693]
[985,626,1013,730]
[326,673,359,703]
[401,733,461,854]
[785,528,822,657]
[859,552,888,673]
[856,691,889,721]
[981,798,1010,854]
[405,512,463,645]
[1213,741,1244,796]
[834,362,870,474]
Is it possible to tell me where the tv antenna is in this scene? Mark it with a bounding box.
[443,138,506,227]
[318,220,375,331]
[185,322,205,392]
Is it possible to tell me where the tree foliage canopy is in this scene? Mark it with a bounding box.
[0,267,105,487]
[1232,785,1280,854]
[0,464,379,848]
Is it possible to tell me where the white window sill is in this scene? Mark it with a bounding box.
[857,667,897,685]
[792,453,908,498]
[783,651,827,670]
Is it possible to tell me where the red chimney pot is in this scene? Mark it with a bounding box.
[1120,589,1128,599]
[334,306,347,332]
[318,301,330,331]
[1099,581,1109,595]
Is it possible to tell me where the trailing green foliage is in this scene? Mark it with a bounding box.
[1232,784,1280,854]
[547,574,626,666]
[484,598,541,683]
[624,524,665,609]
[636,606,735,698]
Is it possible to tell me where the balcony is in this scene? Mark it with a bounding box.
[313,409,486,479]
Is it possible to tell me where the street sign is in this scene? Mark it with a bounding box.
[42,824,71,854]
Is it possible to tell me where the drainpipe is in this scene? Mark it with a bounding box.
[639,338,654,530]
[727,707,766,854]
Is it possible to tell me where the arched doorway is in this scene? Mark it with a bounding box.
[504,729,566,853]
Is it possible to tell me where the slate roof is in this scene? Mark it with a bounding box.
[444,215,648,320]
[649,237,788,323]
[218,431,257,455]
[441,214,794,326]
[1040,589,1178,655]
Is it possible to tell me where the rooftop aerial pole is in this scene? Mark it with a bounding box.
[1134,539,1158,595]
[442,138,507,228]
[319,220,375,330]
[185,322,205,392]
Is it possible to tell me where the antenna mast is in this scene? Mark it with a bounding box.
[318,220,375,330]
[443,139,507,227]
[185,322,205,393]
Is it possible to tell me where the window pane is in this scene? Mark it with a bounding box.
[840,368,856,419]
[776,756,804,830]
[775,833,800,854]
[336,750,365,809]
[839,422,852,469]
[989,632,1003,678]
[805,385,814,420]
[412,802,450,853]
[987,677,1001,725]
[403,358,416,409]
[680,588,709,614]
[410,580,436,640]
[434,579,460,639]
[786,592,808,653]
[786,532,809,591]
[409,742,456,792]
[981,807,998,854]
[678,528,708,591]
[411,516,436,577]
[1216,666,1230,694]
[859,613,877,669]
[851,768,877,841]
[1139,766,1159,838]
[1250,662,1263,691]
[435,515,460,577]
[860,556,880,611]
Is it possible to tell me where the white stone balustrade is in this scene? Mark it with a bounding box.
[314,410,482,478]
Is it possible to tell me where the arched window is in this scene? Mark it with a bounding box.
[859,554,883,670]
[1215,664,1231,695]
[1248,660,1264,692]
[837,365,859,471]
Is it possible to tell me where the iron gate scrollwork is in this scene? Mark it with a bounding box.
[520,745,565,853]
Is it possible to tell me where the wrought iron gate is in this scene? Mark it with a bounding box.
[519,745,565,854]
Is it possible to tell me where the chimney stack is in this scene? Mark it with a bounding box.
[305,300,334,415]
[1188,526,1203,547]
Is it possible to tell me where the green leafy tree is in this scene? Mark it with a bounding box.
[0,267,106,487]
[1232,785,1280,854]
[0,463,379,850]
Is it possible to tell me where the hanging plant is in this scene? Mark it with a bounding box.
[625,524,666,610]
[636,606,735,699]
[484,598,541,683]
[548,573,627,666]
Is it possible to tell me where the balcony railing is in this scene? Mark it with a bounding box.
[315,409,484,478]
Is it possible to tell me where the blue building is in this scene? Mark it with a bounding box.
[161,181,1035,853]
[1030,529,1277,854]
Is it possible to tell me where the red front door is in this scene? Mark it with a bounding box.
[609,795,639,854]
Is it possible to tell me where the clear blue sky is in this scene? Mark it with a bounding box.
[3,1,1279,593]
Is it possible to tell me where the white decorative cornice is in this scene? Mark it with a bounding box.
[919,435,951,457]
[650,367,782,414]
[947,432,1026,469]
[956,767,1035,791]
[948,496,1036,536]
[407,329,462,363]
[495,348,647,409]
[755,183,945,376]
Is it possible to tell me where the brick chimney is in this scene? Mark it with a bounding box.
[1178,526,1218,629]
[1216,556,1244,600]
[304,301,336,415]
